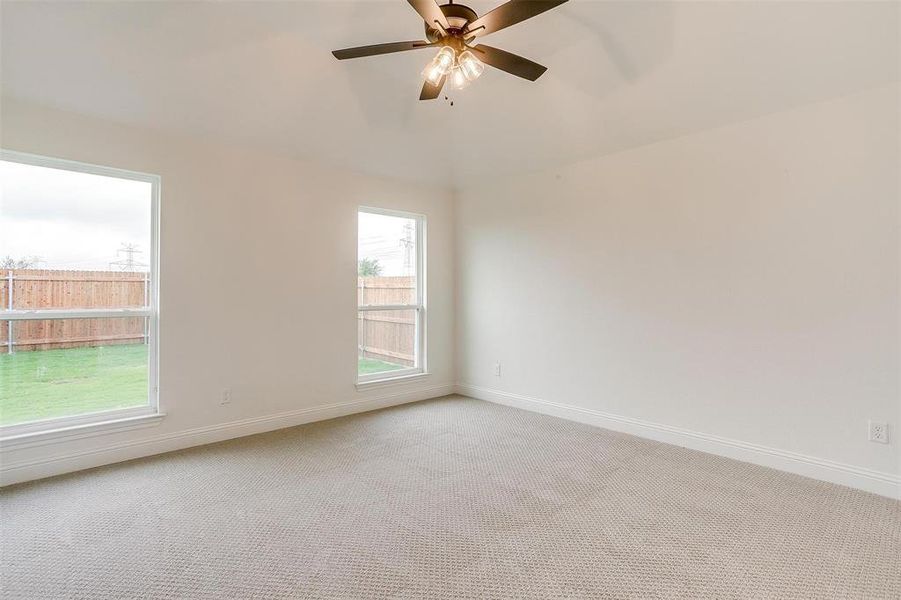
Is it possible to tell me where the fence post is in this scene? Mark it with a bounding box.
[359,279,365,359]
[6,270,13,354]
[143,272,149,345]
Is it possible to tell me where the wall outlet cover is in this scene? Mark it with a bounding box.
[868,421,889,444]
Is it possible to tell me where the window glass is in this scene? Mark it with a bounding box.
[0,155,157,430]
[357,210,423,380]
[0,318,149,426]
[357,309,416,374]
[358,211,417,304]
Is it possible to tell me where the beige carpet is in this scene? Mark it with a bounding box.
[1,395,899,599]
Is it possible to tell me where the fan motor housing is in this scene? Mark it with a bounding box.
[425,2,478,42]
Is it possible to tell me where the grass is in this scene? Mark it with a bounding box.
[357,357,405,375]
[0,344,149,427]
[0,346,408,426]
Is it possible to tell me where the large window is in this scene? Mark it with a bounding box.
[0,150,159,437]
[357,208,425,383]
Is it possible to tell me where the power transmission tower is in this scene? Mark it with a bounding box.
[109,243,147,272]
[400,222,414,275]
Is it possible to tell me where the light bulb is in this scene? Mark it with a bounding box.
[434,46,455,72]
[458,50,484,81]
[421,46,456,85]
[422,62,444,85]
[448,66,469,90]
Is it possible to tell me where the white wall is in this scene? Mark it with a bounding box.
[456,85,900,496]
[2,85,899,497]
[0,98,455,484]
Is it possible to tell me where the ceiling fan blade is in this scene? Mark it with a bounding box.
[471,44,547,81]
[332,40,433,60]
[466,0,568,38]
[407,0,450,31]
[419,74,447,100]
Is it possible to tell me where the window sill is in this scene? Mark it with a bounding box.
[0,412,166,451]
[356,372,430,390]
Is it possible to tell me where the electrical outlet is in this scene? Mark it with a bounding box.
[221,389,232,406]
[868,421,888,444]
[494,362,501,377]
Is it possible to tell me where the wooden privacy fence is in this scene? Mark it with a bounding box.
[0,269,149,353]
[358,276,416,367]
[0,270,415,365]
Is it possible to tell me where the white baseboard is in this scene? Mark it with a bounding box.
[455,383,900,500]
[1,383,453,487]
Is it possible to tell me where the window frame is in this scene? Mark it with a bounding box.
[356,206,426,385]
[0,149,161,442]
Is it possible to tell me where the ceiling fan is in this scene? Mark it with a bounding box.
[332,0,569,100]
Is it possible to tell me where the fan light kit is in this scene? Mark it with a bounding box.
[333,0,569,100]
[422,47,484,91]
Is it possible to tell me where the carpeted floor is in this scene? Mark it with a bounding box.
[1,395,899,599]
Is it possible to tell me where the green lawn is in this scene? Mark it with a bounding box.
[357,357,405,375]
[0,344,149,427]
[0,347,408,426]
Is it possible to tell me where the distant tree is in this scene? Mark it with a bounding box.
[0,256,39,269]
[358,258,383,277]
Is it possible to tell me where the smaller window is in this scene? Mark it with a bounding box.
[357,208,425,383]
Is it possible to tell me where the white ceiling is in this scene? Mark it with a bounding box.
[1,1,898,187]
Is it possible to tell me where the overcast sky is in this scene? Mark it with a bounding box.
[1,159,416,276]
[0,160,151,271]
[358,211,416,277]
